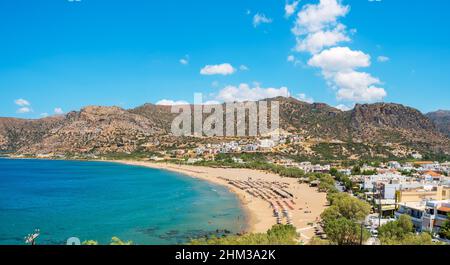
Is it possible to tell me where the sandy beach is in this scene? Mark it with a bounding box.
[111,161,328,242]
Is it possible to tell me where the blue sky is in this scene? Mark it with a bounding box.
[1,0,449,118]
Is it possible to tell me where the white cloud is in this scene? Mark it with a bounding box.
[54,108,64,115]
[295,24,350,54]
[295,93,314,104]
[287,55,295,62]
[215,83,290,102]
[200,63,236,76]
[156,99,190,106]
[335,104,353,111]
[40,113,49,118]
[285,1,300,18]
[239,65,249,71]
[253,13,272,27]
[179,55,189,65]
[14,98,30,107]
[291,0,350,54]
[290,0,387,103]
[308,46,371,72]
[14,98,33,114]
[293,0,349,35]
[203,100,221,105]
[308,47,386,102]
[17,107,32,114]
[334,71,386,102]
[377,55,390,63]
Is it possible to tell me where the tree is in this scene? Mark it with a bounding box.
[351,166,361,175]
[439,214,450,240]
[378,215,413,244]
[323,217,370,245]
[322,193,371,221]
[329,168,338,177]
[110,237,133,245]
[82,237,133,245]
[321,193,371,245]
[379,215,435,245]
[82,240,99,245]
[189,225,298,245]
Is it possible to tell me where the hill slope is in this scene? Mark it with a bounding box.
[0,98,449,157]
[427,110,450,137]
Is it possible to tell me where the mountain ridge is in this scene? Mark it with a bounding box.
[1,97,449,158]
[427,110,450,137]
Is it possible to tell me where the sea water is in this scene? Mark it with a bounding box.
[0,159,246,245]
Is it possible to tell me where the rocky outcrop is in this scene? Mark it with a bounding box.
[427,110,450,137]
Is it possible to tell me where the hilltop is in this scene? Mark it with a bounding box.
[0,97,449,161]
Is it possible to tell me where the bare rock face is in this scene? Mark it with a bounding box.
[350,103,436,130]
[348,103,449,153]
[16,106,165,155]
[427,110,450,137]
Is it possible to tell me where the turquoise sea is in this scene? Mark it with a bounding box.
[0,159,246,245]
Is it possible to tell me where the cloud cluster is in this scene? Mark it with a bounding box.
[54,108,64,115]
[156,99,190,106]
[285,1,300,18]
[295,93,315,104]
[253,13,272,27]
[377,55,390,63]
[216,83,290,103]
[14,98,32,114]
[308,46,370,72]
[335,104,353,111]
[290,0,387,103]
[200,63,236,76]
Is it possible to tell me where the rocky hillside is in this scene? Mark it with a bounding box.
[7,106,165,154]
[276,98,450,154]
[427,110,450,137]
[0,116,65,151]
[0,97,449,156]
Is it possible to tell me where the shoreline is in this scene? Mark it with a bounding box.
[107,160,328,241]
[2,157,328,242]
[107,160,259,233]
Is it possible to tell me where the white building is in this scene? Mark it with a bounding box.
[259,139,276,149]
[395,202,426,231]
[422,200,450,234]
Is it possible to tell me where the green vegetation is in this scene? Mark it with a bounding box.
[398,169,417,177]
[82,237,133,245]
[378,215,436,245]
[321,193,371,245]
[307,173,338,193]
[189,225,298,245]
[351,165,376,176]
[100,151,157,160]
[439,214,450,240]
[310,142,399,164]
[195,154,307,179]
[330,168,353,191]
